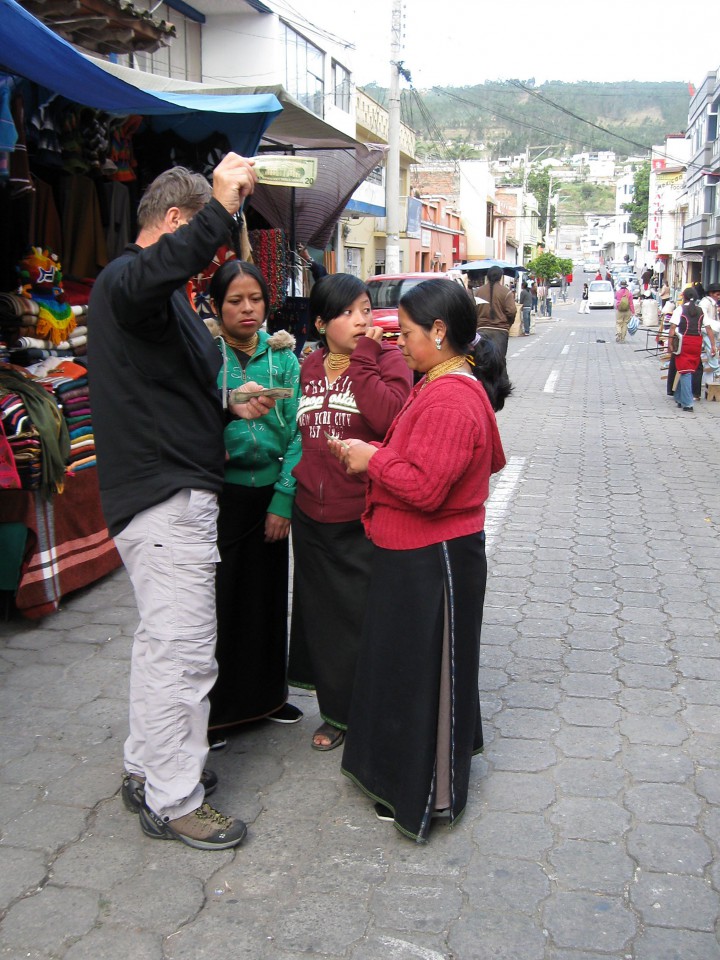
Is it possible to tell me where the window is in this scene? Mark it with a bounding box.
[333,60,351,113]
[282,23,325,117]
[709,112,718,142]
[705,184,716,215]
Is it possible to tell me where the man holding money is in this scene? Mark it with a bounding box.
[89,153,275,851]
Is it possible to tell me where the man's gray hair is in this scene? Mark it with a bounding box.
[137,166,212,229]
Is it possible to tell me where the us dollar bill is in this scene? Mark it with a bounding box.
[230,386,293,404]
[252,156,318,188]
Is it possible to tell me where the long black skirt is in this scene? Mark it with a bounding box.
[209,483,290,730]
[341,532,486,842]
[288,505,374,729]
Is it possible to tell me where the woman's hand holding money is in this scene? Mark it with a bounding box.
[327,436,376,475]
[229,380,276,420]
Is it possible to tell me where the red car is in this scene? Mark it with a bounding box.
[366,272,467,339]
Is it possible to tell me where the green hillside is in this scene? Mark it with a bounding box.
[362,80,690,160]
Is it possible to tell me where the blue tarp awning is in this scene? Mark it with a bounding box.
[0,0,282,154]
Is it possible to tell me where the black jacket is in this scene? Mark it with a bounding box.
[88,199,234,536]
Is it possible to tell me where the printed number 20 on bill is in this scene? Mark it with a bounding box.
[252,156,318,188]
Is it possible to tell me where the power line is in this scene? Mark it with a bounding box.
[505,78,699,171]
[433,88,595,152]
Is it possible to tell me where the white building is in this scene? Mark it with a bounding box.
[111,0,357,138]
[458,160,496,260]
[569,151,616,179]
[646,134,692,294]
[602,170,638,264]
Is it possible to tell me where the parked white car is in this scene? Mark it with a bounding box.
[587,280,615,309]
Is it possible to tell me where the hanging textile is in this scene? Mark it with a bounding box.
[248,228,288,311]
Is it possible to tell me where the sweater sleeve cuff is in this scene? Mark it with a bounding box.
[204,197,237,232]
[269,490,294,519]
[367,445,398,481]
[351,336,382,361]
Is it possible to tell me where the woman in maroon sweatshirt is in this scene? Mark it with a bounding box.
[330,278,508,841]
[288,274,412,750]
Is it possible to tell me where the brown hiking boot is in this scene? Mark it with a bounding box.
[139,801,247,850]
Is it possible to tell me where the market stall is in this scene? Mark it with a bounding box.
[0,0,282,616]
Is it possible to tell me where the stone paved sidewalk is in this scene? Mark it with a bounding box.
[1,305,719,959]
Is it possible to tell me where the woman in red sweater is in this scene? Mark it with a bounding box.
[330,278,508,841]
[289,274,412,750]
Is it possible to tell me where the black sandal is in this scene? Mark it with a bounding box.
[311,722,345,752]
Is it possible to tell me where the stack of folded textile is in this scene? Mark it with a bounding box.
[0,292,38,361]
[0,390,42,491]
[45,364,95,473]
[68,307,88,357]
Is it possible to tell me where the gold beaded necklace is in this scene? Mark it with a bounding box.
[325,352,351,373]
[222,331,259,354]
[423,355,468,386]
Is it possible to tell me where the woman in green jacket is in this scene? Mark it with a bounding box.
[207,260,302,744]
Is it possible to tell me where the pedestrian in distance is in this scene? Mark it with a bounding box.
[293,243,328,357]
[206,260,303,750]
[670,288,712,412]
[579,282,590,313]
[474,265,517,357]
[531,281,538,314]
[614,279,635,342]
[288,273,412,752]
[328,277,508,842]
[519,280,533,334]
[667,287,717,407]
[537,280,547,317]
[89,155,275,851]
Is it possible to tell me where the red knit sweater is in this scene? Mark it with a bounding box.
[363,374,506,549]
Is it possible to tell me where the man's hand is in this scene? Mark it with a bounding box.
[229,380,276,420]
[212,153,257,215]
[265,513,290,542]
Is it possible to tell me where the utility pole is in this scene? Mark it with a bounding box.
[384,0,401,274]
[518,145,529,267]
[544,171,554,250]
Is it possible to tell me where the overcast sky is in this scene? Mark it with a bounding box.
[288,0,720,90]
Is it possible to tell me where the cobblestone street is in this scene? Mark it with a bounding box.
[1,304,719,960]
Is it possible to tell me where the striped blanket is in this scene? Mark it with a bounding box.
[0,466,121,618]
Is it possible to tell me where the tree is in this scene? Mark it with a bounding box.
[526,252,572,280]
[622,161,650,237]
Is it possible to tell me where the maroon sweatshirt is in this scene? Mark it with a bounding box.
[293,337,412,523]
